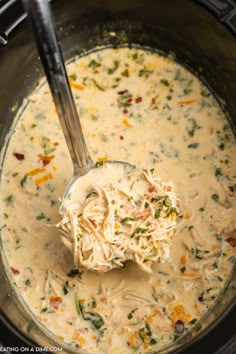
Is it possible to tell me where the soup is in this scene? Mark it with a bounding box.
[0,48,236,353]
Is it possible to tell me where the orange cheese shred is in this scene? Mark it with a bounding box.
[72,330,86,346]
[35,173,53,186]
[97,156,108,162]
[177,99,196,105]
[178,272,202,279]
[128,332,138,350]
[69,79,84,91]
[122,118,132,127]
[27,168,45,176]
[170,304,191,324]
[146,310,158,324]
[184,212,191,219]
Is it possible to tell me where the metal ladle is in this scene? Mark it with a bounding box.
[22,0,134,206]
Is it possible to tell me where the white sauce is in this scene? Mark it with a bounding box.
[0,47,236,354]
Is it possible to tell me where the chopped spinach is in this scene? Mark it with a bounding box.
[75,294,105,332]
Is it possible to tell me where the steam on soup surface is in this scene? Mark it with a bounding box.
[1,47,236,354]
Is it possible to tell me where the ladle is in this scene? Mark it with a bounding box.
[22,0,134,210]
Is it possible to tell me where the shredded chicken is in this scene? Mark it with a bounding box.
[57,166,181,274]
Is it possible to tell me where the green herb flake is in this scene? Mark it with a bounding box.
[163,198,172,207]
[138,328,146,342]
[215,167,223,177]
[145,322,152,336]
[211,193,219,202]
[101,134,109,142]
[86,191,97,199]
[67,268,81,278]
[20,174,27,188]
[92,79,105,91]
[63,280,69,295]
[91,300,97,308]
[69,73,77,80]
[188,143,199,149]
[183,88,192,95]
[131,227,149,237]
[228,185,236,193]
[201,89,210,97]
[160,79,170,86]
[40,307,48,313]
[189,318,198,326]
[50,199,57,207]
[107,60,119,75]
[120,217,136,224]
[150,338,157,345]
[25,279,32,287]
[219,143,225,151]
[117,92,133,108]
[121,69,129,77]
[187,118,201,137]
[138,68,153,79]
[25,267,33,273]
[127,308,136,320]
[155,209,160,219]
[36,212,50,221]
[40,136,56,155]
[95,161,104,167]
[88,60,101,70]
[180,266,186,273]
[5,195,14,206]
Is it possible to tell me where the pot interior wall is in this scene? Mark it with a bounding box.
[0,0,235,353]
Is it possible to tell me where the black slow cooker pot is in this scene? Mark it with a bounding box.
[0,0,236,353]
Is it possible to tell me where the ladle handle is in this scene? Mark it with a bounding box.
[22,0,94,175]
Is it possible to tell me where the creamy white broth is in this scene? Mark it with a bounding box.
[0,47,236,353]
